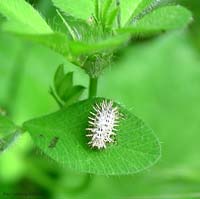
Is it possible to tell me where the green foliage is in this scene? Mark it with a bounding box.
[106,7,119,28]
[1,12,200,195]
[63,85,85,105]
[124,0,154,25]
[96,32,200,197]
[100,0,119,29]
[177,0,200,51]
[23,98,161,175]
[0,0,52,34]
[54,64,65,90]
[0,0,193,179]
[20,32,129,63]
[51,0,94,21]
[120,0,146,26]
[0,0,192,77]
[67,33,129,56]
[102,0,113,22]
[119,5,192,36]
[55,70,73,99]
[0,115,16,137]
[1,28,200,197]
[50,65,86,107]
[0,115,20,152]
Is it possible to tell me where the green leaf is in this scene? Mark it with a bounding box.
[63,85,86,106]
[22,32,129,59]
[0,0,53,34]
[0,116,16,137]
[54,64,65,90]
[120,0,144,26]
[102,0,113,22]
[56,9,78,40]
[0,0,129,62]
[119,6,192,37]
[51,0,94,21]
[0,116,20,153]
[23,98,161,175]
[21,33,71,60]
[106,7,119,27]
[68,33,130,56]
[16,30,129,59]
[125,0,155,25]
[56,72,73,99]
[53,66,85,106]
[120,0,164,26]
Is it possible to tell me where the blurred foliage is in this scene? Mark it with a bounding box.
[0,0,200,199]
[177,0,200,51]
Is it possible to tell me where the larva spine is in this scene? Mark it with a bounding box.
[86,100,120,149]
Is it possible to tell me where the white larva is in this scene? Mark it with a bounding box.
[86,100,120,149]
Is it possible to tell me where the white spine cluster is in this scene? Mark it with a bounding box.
[86,100,120,149]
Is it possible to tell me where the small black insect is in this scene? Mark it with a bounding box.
[48,136,59,148]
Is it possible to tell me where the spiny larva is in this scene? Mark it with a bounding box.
[86,100,120,149]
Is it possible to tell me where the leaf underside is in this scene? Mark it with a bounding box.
[120,0,154,26]
[21,32,129,58]
[23,98,161,175]
[119,6,192,37]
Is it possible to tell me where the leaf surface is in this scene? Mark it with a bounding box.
[22,32,129,59]
[0,116,16,137]
[52,0,94,21]
[0,116,20,153]
[0,0,53,34]
[119,6,192,37]
[120,0,159,26]
[63,85,86,105]
[0,0,127,61]
[23,98,161,175]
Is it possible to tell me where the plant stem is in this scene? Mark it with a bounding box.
[88,77,98,98]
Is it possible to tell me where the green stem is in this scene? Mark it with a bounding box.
[89,77,98,98]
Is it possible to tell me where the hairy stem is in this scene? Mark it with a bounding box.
[88,77,98,98]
